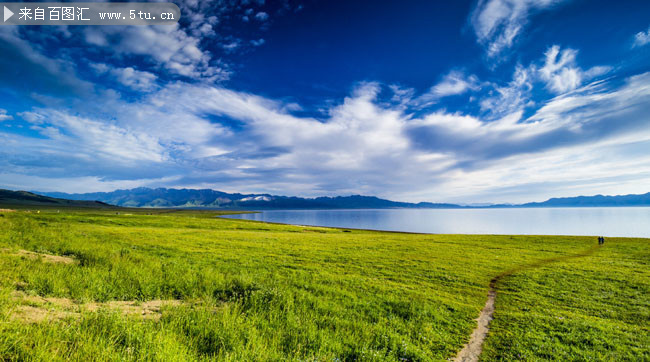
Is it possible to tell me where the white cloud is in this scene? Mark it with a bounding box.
[388,85,415,106]
[17,111,46,124]
[251,38,265,46]
[0,109,12,122]
[538,45,581,93]
[111,67,158,91]
[1,49,648,203]
[538,45,611,94]
[425,71,479,100]
[480,45,611,119]
[402,72,650,202]
[583,66,611,79]
[25,110,167,164]
[92,63,158,91]
[255,12,269,21]
[529,72,650,131]
[84,25,228,80]
[633,26,650,48]
[69,0,284,84]
[137,72,650,199]
[197,23,215,36]
[472,0,568,57]
[480,64,535,117]
[409,71,481,108]
[1,0,647,203]
[222,40,241,52]
[427,138,650,203]
[90,63,110,74]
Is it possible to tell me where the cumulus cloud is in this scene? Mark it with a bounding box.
[472,0,568,57]
[111,67,158,92]
[84,25,228,80]
[255,12,269,21]
[92,63,158,91]
[633,26,650,48]
[0,109,12,122]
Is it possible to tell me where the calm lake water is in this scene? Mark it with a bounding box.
[221,208,650,237]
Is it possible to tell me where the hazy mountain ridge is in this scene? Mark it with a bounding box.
[519,193,650,207]
[32,188,650,209]
[38,188,461,209]
[0,189,111,208]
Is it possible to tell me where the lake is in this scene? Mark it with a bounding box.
[220,207,650,237]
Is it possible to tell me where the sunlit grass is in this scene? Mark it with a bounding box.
[0,208,647,360]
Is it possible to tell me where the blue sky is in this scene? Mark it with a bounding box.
[1,0,650,203]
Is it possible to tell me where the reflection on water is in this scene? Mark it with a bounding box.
[221,208,650,237]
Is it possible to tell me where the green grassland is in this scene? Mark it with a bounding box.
[0,208,647,361]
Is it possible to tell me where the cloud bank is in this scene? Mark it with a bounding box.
[1,0,649,204]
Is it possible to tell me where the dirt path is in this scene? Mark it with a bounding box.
[453,244,601,362]
[453,288,496,362]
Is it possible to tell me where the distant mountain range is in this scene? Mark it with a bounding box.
[37,187,460,209]
[29,187,650,209]
[0,189,111,208]
[518,193,650,207]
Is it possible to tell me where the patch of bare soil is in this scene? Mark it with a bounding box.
[0,209,16,213]
[11,292,80,323]
[84,300,183,319]
[9,291,182,323]
[16,249,77,265]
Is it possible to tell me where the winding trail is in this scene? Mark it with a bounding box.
[453,244,601,362]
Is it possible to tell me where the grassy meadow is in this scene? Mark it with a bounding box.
[0,208,647,361]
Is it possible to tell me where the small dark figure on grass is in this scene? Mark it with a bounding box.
[598,236,605,245]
